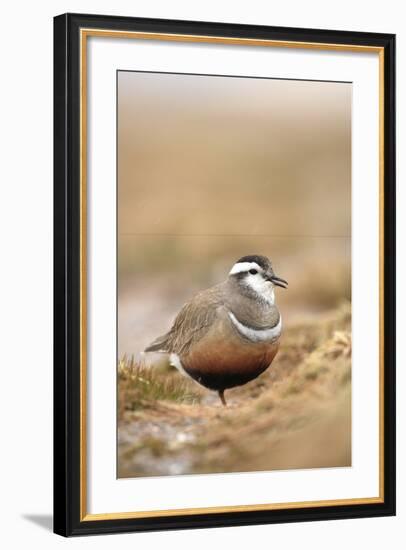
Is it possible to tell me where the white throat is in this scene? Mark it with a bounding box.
[245,276,275,304]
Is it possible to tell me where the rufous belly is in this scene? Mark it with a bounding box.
[180,315,279,391]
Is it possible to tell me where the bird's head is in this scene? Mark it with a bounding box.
[228,254,288,303]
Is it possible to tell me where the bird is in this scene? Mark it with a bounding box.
[144,255,288,406]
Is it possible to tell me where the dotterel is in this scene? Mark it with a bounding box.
[145,255,288,405]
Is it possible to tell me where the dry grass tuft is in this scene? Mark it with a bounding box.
[118,356,202,420]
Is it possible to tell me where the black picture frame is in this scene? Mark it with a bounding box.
[54,12,396,537]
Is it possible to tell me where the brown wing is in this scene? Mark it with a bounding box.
[144,284,224,356]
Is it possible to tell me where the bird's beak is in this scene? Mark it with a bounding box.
[268,273,288,289]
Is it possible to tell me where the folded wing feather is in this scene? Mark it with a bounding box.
[144,285,224,355]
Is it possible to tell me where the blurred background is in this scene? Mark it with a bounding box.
[117,71,351,357]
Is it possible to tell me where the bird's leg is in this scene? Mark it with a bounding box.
[218,390,227,407]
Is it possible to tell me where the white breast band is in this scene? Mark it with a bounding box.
[228,311,282,343]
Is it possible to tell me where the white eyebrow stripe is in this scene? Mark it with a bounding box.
[229,261,262,275]
[228,311,282,342]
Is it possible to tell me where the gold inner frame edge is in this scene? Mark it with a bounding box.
[79,28,385,522]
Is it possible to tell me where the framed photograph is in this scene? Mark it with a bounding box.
[54,13,396,536]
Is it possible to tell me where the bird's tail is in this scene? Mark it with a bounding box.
[144,333,170,353]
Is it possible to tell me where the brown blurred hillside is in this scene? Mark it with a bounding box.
[118,71,351,357]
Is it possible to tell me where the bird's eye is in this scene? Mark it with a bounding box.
[249,269,258,275]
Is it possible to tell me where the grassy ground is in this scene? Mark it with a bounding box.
[118,302,351,478]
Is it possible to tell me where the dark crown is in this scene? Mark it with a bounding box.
[236,255,271,271]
